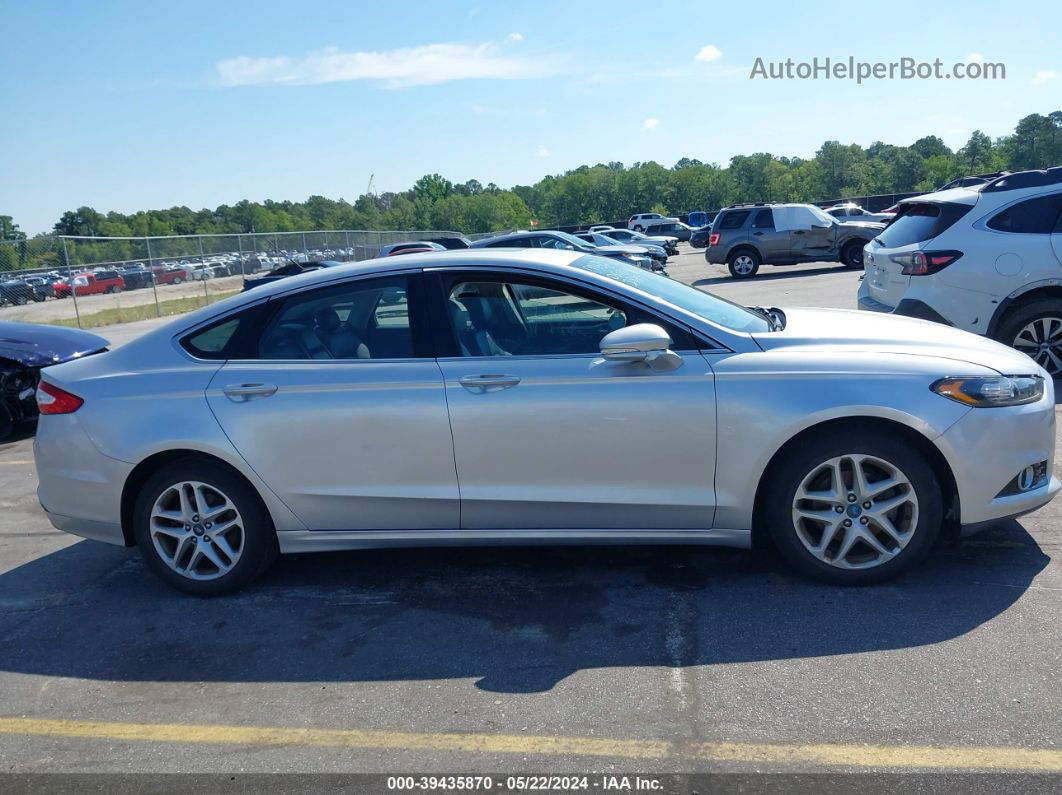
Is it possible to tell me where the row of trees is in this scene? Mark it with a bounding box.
[3,111,1059,269]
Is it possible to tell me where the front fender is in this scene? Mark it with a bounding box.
[709,352,974,529]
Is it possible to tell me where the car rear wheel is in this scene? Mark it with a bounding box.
[172,276,182,284]
[134,459,278,596]
[996,300,1062,377]
[727,250,761,278]
[841,241,866,269]
[761,428,942,584]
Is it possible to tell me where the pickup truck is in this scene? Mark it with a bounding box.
[151,266,188,285]
[53,270,126,297]
[704,203,885,278]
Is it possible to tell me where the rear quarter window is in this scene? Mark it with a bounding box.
[986,194,1062,234]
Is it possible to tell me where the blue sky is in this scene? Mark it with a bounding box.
[3,0,1060,233]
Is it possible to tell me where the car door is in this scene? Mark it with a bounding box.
[750,209,788,262]
[205,272,460,531]
[429,268,717,530]
[785,206,835,260]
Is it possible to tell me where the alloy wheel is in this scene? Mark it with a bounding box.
[1013,317,1062,375]
[733,255,755,275]
[791,454,918,570]
[149,480,244,581]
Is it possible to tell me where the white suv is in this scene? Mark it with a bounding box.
[628,213,677,231]
[858,168,1062,374]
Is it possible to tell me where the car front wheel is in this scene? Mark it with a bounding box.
[134,459,278,596]
[761,429,942,584]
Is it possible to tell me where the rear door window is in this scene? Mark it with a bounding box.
[752,209,775,229]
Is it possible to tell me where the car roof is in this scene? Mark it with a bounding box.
[157,249,592,332]
[898,187,981,206]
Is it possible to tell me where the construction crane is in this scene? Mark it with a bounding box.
[366,174,375,197]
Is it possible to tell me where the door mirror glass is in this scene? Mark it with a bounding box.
[599,323,682,371]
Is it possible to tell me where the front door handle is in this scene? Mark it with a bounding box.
[223,383,278,402]
[458,374,521,393]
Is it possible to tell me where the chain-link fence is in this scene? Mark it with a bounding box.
[0,230,456,330]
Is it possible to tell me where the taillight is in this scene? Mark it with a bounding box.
[708,233,720,246]
[36,381,83,415]
[890,250,963,276]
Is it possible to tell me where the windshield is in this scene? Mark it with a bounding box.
[808,205,837,225]
[552,231,594,249]
[572,255,770,333]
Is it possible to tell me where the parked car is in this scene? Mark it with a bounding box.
[151,266,188,285]
[242,260,345,292]
[592,227,679,255]
[470,230,662,273]
[53,270,126,297]
[642,220,694,241]
[120,266,155,290]
[858,167,1062,374]
[23,276,55,301]
[0,279,42,306]
[378,241,446,257]
[824,203,894,223]
[428,236,474,250]
[690,227,711,248]
[705,203,884,278]
[34,249,1059,595]
[188,264,214,281]
[575,232,668,267]
[0,321,107,439]
[628,213,670,231]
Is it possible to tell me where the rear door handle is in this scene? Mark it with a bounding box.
[223,383,278,401]
[458,374,521,393]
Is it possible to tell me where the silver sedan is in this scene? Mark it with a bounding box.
[34,250,1059,594]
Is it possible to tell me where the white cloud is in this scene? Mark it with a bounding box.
[642,117,660,131]
[216,42,561,89]
[965,52,985,63]
[694,45,723,63]
[507,32,524,41]
[1033,69,1059,85]
[536,145,551,157]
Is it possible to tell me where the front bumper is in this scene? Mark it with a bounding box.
[936,383,1059,528]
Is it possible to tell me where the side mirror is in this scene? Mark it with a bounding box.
[599,323,683,371]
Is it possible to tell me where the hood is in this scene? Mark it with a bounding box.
[751,307,1039,375]
[594,245,650,257]
[0,321,109,368]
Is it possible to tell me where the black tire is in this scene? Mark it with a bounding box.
[760,427,942,585]
[172,276,182,285]
[14,295,27,306]
[134,458,278,596]
[634,225,643,233]
[841,240,867,269]
[994,299,1062,378]
[727,249,761,279]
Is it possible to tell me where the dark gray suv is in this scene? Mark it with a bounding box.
[705,203,885,278]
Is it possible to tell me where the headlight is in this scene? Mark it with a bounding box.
[931,376,1044,407]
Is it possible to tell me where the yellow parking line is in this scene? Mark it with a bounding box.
[0,717,1060,770]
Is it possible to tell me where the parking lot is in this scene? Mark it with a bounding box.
[0,245,1058,775]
